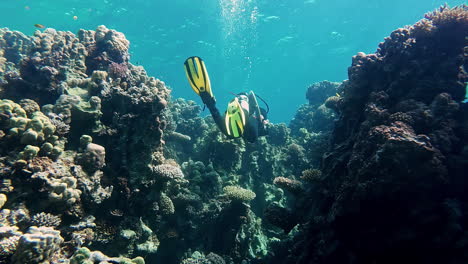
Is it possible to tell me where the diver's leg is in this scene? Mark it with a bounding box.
[204,98,229,137]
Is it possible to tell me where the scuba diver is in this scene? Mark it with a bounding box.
[184,56,269,143]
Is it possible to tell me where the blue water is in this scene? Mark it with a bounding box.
[1,0,466,122]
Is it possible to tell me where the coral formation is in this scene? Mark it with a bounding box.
[272,177,303,195]
[30,212,61,228]
[0,25,167,263]
[11,226,63,264]
[70,247,145,264]
[0,4,462,264]
[223,186,256,203]
[265,5,468,264]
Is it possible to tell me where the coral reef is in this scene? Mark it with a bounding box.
[266,5,468,264]
[0,25,168,263]
[2,5,462,264]
[159,79,335,263]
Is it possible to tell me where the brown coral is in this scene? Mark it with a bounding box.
[300,168,323,182]
[273,177,304,195]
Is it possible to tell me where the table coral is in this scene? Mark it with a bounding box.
[223,186,256,203]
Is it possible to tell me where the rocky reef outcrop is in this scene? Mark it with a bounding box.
[0,25,169,263]
[266,5,468,264]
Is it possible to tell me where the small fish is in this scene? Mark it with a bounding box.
[263,15,280,22]
[24,6,30,10]
[73,15,78,20]
[34,24,45,29]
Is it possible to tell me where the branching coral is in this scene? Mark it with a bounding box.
[30,213,61,228]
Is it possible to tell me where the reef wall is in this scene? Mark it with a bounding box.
[266,5,468,264]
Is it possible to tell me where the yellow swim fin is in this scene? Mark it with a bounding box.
[225,97,246,138]
[184,56,213,100]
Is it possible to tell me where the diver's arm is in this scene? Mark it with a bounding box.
[200,92,232,138]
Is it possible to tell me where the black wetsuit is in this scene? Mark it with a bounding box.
[201,91,267,142]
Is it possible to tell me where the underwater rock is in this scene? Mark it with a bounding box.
[75,142,106,172]
[263,203,297,233]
